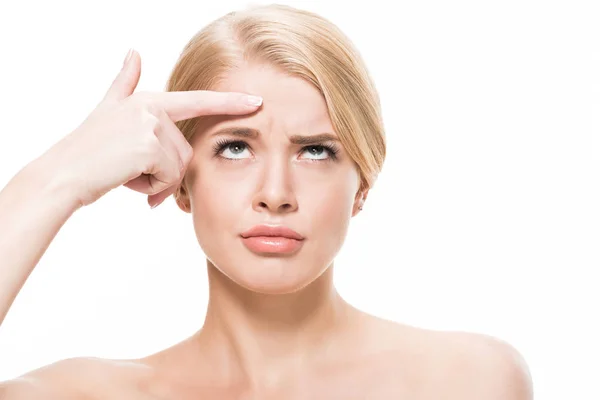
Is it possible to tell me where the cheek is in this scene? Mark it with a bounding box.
[188,163,252,234]
[296,168,358,264]
[306,181,352,216]
[298,166,358,228]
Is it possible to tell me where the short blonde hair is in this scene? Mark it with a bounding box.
[167,3,386,201]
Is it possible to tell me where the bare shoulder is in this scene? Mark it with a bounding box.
[358,315,533,399]
[0,356,155,399]
[435,330,534,399]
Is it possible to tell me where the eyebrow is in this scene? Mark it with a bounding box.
[210,127,339,145]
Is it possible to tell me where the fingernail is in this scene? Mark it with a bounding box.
[123,48,133,68]
[244,95,263,107]
[150,199,163,209]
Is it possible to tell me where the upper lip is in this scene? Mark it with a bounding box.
[241,224,304,240]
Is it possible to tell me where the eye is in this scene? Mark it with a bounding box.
[214,140,252,160]
[299,144,339,161]
[212,139,339,162]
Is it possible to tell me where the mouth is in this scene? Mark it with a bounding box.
[240,224,305,255]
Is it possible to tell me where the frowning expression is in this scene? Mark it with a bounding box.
[179,63,364,294]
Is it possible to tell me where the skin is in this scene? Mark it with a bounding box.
[0,63,533,399]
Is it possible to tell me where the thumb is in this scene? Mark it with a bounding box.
[102,48,141,103]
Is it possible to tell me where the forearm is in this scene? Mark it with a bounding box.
[0,156,82,326]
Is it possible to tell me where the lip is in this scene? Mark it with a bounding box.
[240,224,305,255]
[241,224,304,240]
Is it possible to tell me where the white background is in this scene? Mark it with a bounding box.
[0,0,598,398]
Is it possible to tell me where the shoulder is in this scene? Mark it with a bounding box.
[359,315,533,399]
[432,330,534,400]
[0,356,155,399]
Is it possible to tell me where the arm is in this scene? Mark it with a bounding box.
[0,154,81,326]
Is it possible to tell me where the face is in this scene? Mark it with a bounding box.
[178,63,366,294]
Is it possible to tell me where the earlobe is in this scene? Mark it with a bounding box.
[351,198,363,217]
[352,188,369,216]
[175,186,192,213]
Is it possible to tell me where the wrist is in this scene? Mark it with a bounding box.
[21,154,85,214]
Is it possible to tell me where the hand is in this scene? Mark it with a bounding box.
[43,49,262,208]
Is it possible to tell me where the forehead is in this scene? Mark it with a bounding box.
[213,63,334,130]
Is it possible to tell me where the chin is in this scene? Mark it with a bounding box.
[208,240,331,295]
[223,258,328,295]
[232,275,315,295]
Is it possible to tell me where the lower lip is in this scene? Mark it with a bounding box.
[241,236,304,254]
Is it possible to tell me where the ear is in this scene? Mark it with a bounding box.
[352,187,369,217]
[175,183,192,213]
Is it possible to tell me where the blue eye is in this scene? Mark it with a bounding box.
[300,145,335,160]
[212,139,339,162]
[215,141,251,160]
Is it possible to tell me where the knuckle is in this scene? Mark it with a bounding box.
[127,91,147,107]
[183,145,194,163]
[170,157,183,179]
[150,135,163,154]
[140,134,161,158]
[131,90,149,101]
[136,143,159,175]
[141,112,160,129]
[146,103,161,116]
[129,92,160,114]
[125,97,148,117]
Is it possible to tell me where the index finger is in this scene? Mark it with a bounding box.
[143,90,263,122]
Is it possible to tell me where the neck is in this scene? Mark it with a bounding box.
[191,259,362,389]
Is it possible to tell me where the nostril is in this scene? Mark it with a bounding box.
[257,202,293,211]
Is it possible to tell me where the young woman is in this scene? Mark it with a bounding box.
[0,4,532,399]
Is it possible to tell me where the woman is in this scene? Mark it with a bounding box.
[0,4,532,399]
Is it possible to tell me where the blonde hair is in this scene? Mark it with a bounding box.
[167,3,386,202]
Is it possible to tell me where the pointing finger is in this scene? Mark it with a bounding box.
[142,90,263,122]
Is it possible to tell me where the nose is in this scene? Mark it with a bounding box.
[252,156,298,214]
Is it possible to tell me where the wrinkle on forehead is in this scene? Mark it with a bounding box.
[195,63,335,142]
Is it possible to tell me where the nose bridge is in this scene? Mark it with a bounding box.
[254,151,297,212]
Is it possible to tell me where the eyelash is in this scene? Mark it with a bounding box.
[211,139,340,162]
